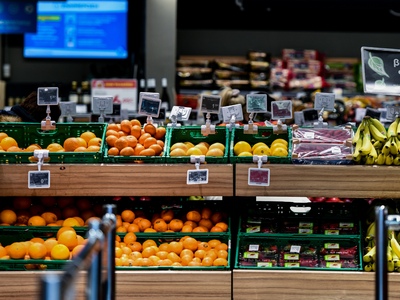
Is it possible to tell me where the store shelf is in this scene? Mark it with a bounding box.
[233,270,400,300]
[0,271,231,300]
[0,163,233,197]
[236,164,400,198]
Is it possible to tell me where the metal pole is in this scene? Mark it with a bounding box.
[40,274,62,300]
[375,205,388,300]
[102,204,117,300]
[87,220,102,300]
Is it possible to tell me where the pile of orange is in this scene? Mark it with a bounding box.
[0,130,102,153]
[114,207,228,234]
[0,226,87,266]
[105,119,166,157]
[115,234,228,267]
[169,141,225,157]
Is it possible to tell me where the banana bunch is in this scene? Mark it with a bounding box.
[363,229,400,272]
[353,116,400,165]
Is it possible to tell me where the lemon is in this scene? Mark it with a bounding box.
[170,142,188,153]
[271,147,288,157]
[238,151,253,157]
[270,143,287,153]
[208,142,225,152]
[253,145,271,156]
[170,148,186,156]
[233,141,252,155]
[186,147,203,156]
[271,138,288,147]
[251,142,268,152]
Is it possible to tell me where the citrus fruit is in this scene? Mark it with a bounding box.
[80,131,96,144]
[252,145,271,156]
[208,142,225,152]
[170,148,186,156]
[238,151,252,157]
[51,244,70,260]
[251,142,268,152]
[0,209,17,225]
[186,147,203,156]
[271,138,288,147]
[0,137,18,151]
[28,242,47,259]
[170,142,188,153]
[63,137,81,152]
[271,147,288,157]
[194,144,208,155]
[206,148,224,156]
[233,141,252,155]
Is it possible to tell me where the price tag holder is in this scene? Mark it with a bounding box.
[200,94,221,136]
[271,100,293,120]
[168,105,192,127]
[139,95,161,118]
[221,104,243,131]
[139,92,160,104]
[92,96,113,123]
[200,94,221,114]
[314,92,335,112]
[187,169,209,185]
[386,105,400,121]
[37,87,59,106]
[246,94,268,113]
[365,107,381,119]
[361,46,400,95]
[248,168,270,186]
[28,170,50,189]
[60,102,77,122]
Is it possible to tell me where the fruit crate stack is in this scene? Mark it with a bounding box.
[0,122,107,164]
[234,200,363,271]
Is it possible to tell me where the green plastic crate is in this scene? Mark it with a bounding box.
[230,126,292,164]
[0,259,66,271]
[102,125,166,164]
[165,126,229,163]
[116,233,231,270]
[235,235,362,271]
[0,122,107,163]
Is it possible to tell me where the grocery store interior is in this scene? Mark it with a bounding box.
[2,1,400,300]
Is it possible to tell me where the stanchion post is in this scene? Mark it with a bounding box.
[375,205,388,300]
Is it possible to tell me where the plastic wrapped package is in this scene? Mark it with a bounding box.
[291,142,353,165]
[292,126,353,144]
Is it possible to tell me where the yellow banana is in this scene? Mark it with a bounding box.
[363,246,376,263]
[369,144,378,159]
[387,117,399,138]
[360,125,373,156]
[366,221,376,237]
[373,139,384,150]
[397,118,400,136]
[393,156,400,166]
[388,260,395,272]
[370,117,387,134]
[392,247,399,263]
[390,232,400,259]
[388,245,393,261]
[381,139,391,156]
[364,263,373,272]
[385,154,394,166]
[365,155,375,165]
[352,137,363,158]
[376,153,386,165]
[390,137,399,155]
[352,120,365,145]
[369,122,388,142]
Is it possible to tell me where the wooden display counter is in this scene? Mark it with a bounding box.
[233,270,400,300]
[0,270,231,299]
[0,163,398,299]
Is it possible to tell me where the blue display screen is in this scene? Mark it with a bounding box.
[0,1,37,34]
[23,0,128,59]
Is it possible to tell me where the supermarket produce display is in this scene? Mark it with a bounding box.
[1,118,400,299]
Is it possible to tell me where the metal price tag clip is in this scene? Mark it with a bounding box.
[273,119,288,134]
[226,114,240,132]
[190,155,205,169]
[201,112,216,136]
[253,155,268,168]
[313,107,329,128]
[243,113,258,134]
[33,149,49,171]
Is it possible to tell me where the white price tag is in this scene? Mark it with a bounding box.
[187,169,209,185]
[37,87,59,105]
[386,105,400,121]
[60,102,77,116]
[248,168,270,186]
[290,245,301,253]
[314,92,335,112]
[246,94,268,113]
[139,96,161,117]
[248,244,260,251]
[200,94,221,114]
[170,106,192,121]
[221,104,244,123]
[92,96,113,114]
[28,170,50,189]
[271,100,292,120]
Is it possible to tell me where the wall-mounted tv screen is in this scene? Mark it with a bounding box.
[23,0,128,59]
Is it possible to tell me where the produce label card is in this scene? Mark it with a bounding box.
[37,87,59,105]
[314,92,335,112]
[361,46,400,95]
[187,169,209,185]
[28,170,50,189]
[248,168,270,186]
